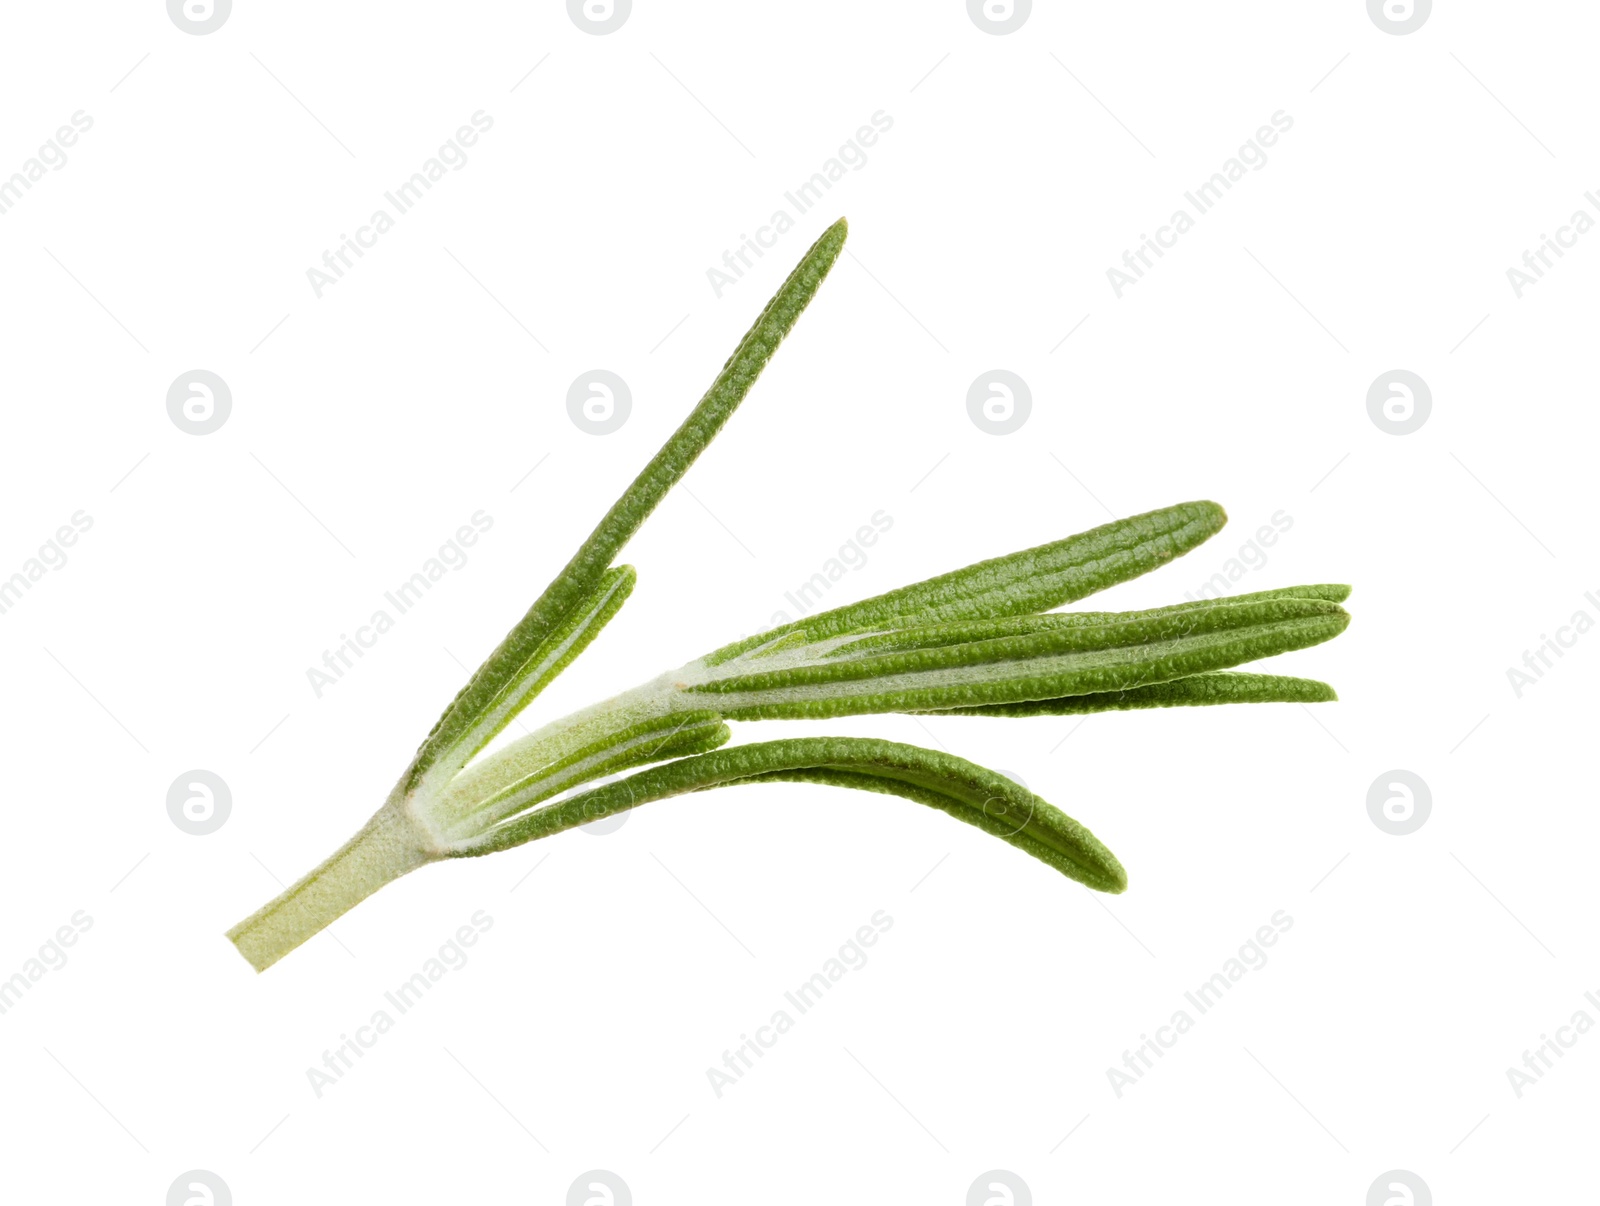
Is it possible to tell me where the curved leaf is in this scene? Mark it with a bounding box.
[455,737,1126,893]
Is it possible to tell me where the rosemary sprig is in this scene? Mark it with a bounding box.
[226,218,1351,973]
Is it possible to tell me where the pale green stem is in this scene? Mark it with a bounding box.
[227,682,698,971]
[225,795,439,973]
[430,679,684,836]
[422,646,858,837]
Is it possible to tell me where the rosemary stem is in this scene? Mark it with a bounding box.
[225,796,438,973]
[430,679,686,834]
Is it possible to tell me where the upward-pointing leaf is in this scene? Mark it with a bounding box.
[421,565,637,790]
[405,219,851,792]
[706,501,1227,664]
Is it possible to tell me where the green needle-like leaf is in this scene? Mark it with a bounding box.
[928,670,1338,716]
[693,597,1349,719]
[428,565,637,782]
[818,586,1353,662]
[456,737,1127,893]
[406,218,851,792]
[706,501,1227,664]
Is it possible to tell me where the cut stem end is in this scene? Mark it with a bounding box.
[225,800,436,973]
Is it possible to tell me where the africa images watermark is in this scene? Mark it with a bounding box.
[0,911,93,1018]
[1504,590,1599,698]
[0,111,93,218]
[306,110,495,298]
[771,509,894,626]
[1105,910,1293,1098]
[1182,510,1293,602]
[705,910,894,1098]
[305,510,494,697]
[1504,988,1600,1099]
[306,910,493,1097]
[0,511,94,618]
[1504,192,1600,299]
[705,111,894,299]
[1106,110,1295,298]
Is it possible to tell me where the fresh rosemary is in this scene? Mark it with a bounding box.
[227,218,1349,972]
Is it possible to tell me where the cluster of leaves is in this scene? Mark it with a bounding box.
[411,218,1349,890]
[228,218,1349,971]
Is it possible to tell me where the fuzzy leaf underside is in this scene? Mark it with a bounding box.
[456,737,1126,893]
[820,583,1354,661]
[705,501,1228,665]
[924,670,1337,716]
[694,602,1349,719]
[438,710,731,839]
[405,219,851,790]
[440,565,638,772]
[715,597,1342,691]
[737,767,1123,890]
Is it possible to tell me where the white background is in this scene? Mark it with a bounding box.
[0,2,1592,1203]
